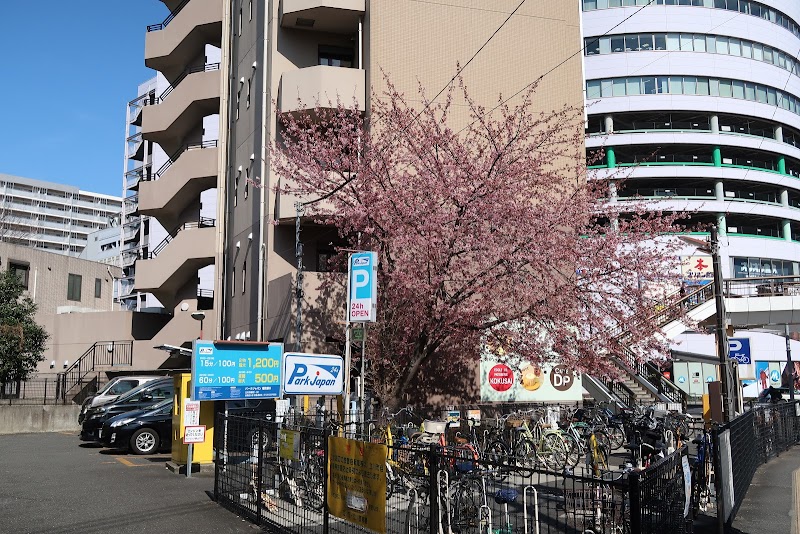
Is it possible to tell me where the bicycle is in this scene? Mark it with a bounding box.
[690,425,714,518]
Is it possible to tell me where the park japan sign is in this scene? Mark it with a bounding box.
[347,252,378,323]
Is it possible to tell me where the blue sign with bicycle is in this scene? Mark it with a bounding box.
[192,340,283,401]
[728,338,751,365]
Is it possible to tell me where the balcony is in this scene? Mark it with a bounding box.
[279,65,365,114]
[139,141,218,223]
[280,0,365,34]
[125,165,153,191]
[145,0,223,81]
[141,68,221,154]
[134,219,216,307]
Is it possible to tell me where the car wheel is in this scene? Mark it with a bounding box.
[130,428,160,455]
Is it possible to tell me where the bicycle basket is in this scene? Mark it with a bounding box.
[505,417,527,428]
[422,420,447,434]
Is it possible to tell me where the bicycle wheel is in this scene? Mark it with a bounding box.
[594,430,612,458]
[540,433,568,471]
[484,440,510,481]
[605,425,626,451]
[562,433,581,468]
[302,456,325,511]
[514,438,538,470]
[450,477,484,534]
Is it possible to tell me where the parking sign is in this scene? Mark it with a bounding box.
[728,338,751,365]
[347,252,377,322]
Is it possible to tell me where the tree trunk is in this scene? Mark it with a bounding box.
[385,336,432,410]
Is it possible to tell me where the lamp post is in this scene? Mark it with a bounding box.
[191,311,205,340]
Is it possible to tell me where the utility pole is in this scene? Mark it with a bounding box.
[295,201,304,352]
[711,225,734,421]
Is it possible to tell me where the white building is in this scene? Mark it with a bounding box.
[583,0,800,278]
[0,173,122,257]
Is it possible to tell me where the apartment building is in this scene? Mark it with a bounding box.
[132,0,223,346]
[0,173,122,258]
[583,0,800,278]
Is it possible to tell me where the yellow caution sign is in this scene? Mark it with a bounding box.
[327,436,387,534]
[279,429,300,461]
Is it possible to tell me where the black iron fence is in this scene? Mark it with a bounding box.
[715,401,800,528]
[214,413,693,534]
[0,376,68,405]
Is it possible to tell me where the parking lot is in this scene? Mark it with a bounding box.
[0,431,261,534]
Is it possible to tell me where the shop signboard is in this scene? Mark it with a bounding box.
[480,357,582,402]
[681,255,713,285]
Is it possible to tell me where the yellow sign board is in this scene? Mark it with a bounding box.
[327,436,387,534]
[279,429,300,461]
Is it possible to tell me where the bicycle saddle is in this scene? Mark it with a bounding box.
[494,489,518,504]
[454,436,469,445]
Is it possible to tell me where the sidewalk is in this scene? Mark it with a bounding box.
[730,445,800,534]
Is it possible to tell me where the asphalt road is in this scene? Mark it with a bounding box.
[0,432,261,534]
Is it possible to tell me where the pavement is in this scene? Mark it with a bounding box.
[0,431,262,534]
[730,445,800,534]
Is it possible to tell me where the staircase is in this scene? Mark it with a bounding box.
[56,341,134,404]
[592,283,715,409]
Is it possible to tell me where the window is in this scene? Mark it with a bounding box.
[108,380,138,396]
[249,0,252,20]
[231,268,236,298]
[238,7,243,35]
[318,45,354,67]
[244,169,249,199]
[246,77,251,108]
[242,261,246,294]
[8,262,29,289]
[94,278,102,299]
[67,273,82,302]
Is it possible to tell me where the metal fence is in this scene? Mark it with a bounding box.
[0,376,72,405]
[715,401,800,527]
[214,413,693,534]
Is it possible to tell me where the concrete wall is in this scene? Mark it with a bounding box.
[0,405,80,435]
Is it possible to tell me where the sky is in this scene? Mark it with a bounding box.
[0,2,169,197]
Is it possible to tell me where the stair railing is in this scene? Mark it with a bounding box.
[56,341,134,402]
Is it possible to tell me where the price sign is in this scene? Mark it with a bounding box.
[183,399,200,427]
[192,340,283,401]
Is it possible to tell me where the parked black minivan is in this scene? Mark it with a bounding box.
[80,377,174,442]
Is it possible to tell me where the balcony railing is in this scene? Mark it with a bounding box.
[724,275,800,298]
[158,63,220,103]
[146,0,191,32]
[143,217,216,259]
[153,139,218,180]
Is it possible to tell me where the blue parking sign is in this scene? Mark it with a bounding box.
[728,338,751,365]
[348,252,378,322]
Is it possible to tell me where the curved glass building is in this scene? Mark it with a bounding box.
[583,0,800,279]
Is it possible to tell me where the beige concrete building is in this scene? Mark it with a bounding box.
[221,0,584,351]
[137,0,583,358]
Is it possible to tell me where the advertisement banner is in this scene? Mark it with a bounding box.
[283,353,344,395]
[480,358,583,402]
[192,340,282,401]
[327,436,387,534]
[347,252,378,323]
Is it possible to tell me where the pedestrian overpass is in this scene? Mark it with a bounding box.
[584,275,800,409]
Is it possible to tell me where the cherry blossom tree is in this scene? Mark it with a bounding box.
[271,79,688,407]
